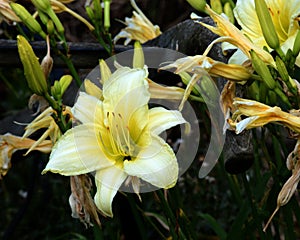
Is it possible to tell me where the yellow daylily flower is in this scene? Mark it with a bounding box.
[42,65,187,217]
[0,133,52,178]
[113,0,161,45]
[199,4,274,65]
[229,98,300,134]
[160,55,252,82]
[0,0,20,23]
[233,0,300,66]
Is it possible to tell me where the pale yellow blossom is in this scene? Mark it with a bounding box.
[43,64,186,217]
[114,0,161,45]
[233,0,300,66]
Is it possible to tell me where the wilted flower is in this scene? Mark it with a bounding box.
[229,98,300,134]
[160,55,252,82]
[0,133,52,178]
[199,4,274,65]
[0,0,20,24]
[233,0,300,66]
[42,64,187,217]
[263,138,300,231]
[114,0,161,45]
[22,106,72,154]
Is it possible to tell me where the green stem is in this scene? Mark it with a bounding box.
[156,190,178,238]
[241,173,265,239]
[58,53,82,87]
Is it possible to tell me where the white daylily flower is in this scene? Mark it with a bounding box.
[43,66,186,217]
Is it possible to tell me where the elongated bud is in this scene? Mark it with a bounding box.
[223,2,234,24]
[31,0,51,13]
[10,3,46,39]
[293,30,300,57]
[32,0,64,35]
[250,50,276,89]
[185,0,206,12]
[254,0,280,50]
[103,0,111,30]
[17,35,48,95]
[210,0,223,14]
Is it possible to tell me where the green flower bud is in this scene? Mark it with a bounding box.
[103,0,111,30]
[32,0,64,35]
[31,0,51,13]
[254,0,280,50]
[10,3,46,39]
[46,19,55,35]
[250,50,276,90]
[51,80,60,99]
[185,0,206,12]
[293,30,300,57]
[276,56,297,95]
[51,75,72,100]
[210,0,223,14]
[223,2,234,24]
[59,75,72,95]
[17,35,48,95]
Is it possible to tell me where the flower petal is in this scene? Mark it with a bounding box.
[72,92,104,124]
[148,107,187,135]
[103,66,151,142]
[124,134,178,189]
[94,166,127,217]
[42,124,114,176]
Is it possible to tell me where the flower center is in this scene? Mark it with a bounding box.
[105,111,134,158]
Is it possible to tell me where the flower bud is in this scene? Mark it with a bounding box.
[51,75,72,100]
[223,2,234,24]
[250,50,276,89]
[31,0,51,13]
[185,0,206,12]
[293,30,300,57]
[10,3,46,38]
[254,0,279,50]
[210,0,223,14]
[17,35,48,95]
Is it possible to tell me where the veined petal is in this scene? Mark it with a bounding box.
[72,92,104,124]
[94,165,127,217]
[103,66,150,118]
[148,107,186,135]
[124,134,178,189]
[103,66,151,142]
[42,124,114,176]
